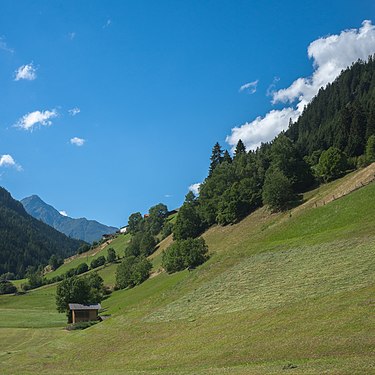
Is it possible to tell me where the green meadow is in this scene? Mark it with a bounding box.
[1,171,375,374]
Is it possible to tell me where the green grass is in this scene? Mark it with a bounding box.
[45,233,131,279]
[1,173,375,374]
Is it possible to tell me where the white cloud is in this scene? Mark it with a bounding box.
[70,137,85,146]
[164,194,172,198]
[68,32,76,40]
[226,108,299,151]
[227,20,375,151]
[0,154,22,171]
[273,20,375,111]
[14,109,58,131]
[59,210,68,217]
[15,64,37,81]
[68,107,80,116]
[189,183,201,196]
[239,80,259,94]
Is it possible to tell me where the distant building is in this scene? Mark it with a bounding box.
[119,226,128,234]
[102,233,115,240]
[68,303,101,324]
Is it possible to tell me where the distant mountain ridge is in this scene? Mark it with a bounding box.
[0,187,83,277]
[21,195,118,243]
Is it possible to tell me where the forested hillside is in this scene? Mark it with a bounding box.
[174,56,375,236]
[0,187,84,278]
[288,56,375,156]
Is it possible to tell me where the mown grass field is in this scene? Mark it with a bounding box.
[1,171,375,374]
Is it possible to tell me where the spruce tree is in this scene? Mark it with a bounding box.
[234,139,246,158]
[209,142,223,176]
[222,150,232,163]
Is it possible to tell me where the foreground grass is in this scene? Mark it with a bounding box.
[1,176,375,374]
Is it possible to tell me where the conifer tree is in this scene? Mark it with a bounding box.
[209,142,223,176]
[234,139,246,158]
[222,150,232,163]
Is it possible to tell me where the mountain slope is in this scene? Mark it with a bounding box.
[1,170,374,374]
[21,195,118,243]
[0,187,84,278]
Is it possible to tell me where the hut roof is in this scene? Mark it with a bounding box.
[68,303,101,311]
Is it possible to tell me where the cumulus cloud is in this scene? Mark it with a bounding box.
[273,20,375,111]
[14,109,58,131]
[68,107,80,116]
[70,137,85,146]
[189,183,201,196]
[59,210,68,217]
[239,80,259,94]
[227,20,375,151]
[0,154,22,171]
[226,108,299,151]
[15,64,37,81]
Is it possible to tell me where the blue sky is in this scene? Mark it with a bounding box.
[0,1,374,227]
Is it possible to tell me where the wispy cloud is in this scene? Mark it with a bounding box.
[70,137,85,146]
[164,194,172,198]
[239,80,259,94]
[0,36,14,53]
[227,20,375,151]
[15,63,37,81]
[14,109,58,131]
[0,154,22,171]
[68,107,80,116]
[103,19,112,28]
[68,32,76,40]
[266,76,280,97]
[189,183,201,196]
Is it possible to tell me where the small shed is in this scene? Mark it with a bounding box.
[68,303,101,324]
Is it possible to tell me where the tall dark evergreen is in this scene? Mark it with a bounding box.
[222,150,232,163]
[209,142,223,176]
[234,139,246,158]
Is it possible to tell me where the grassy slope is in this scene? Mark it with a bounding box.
[44,233,131,280]
[1,172,375,374]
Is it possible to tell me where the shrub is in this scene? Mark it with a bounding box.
[107,248,116,263]
[162,238,208,274]
[0,280,17,295]
[316,147,347,182]
[75,263,89,275]
[90,256,106,269]
[262,168,294,212]
[115,256,152,289]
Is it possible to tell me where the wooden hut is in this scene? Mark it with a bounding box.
[68,303,101,324]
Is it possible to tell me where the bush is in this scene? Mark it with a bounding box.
[115,256,152,289]
[107,248,116,263]
[0,280,17,295]
[90,256,106,269]
[162,238,208,274]
[75,263,89,275]
[77,244,91,254]
[316,147,347,182]
[66,320,99,330]
[262,168,294,212]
